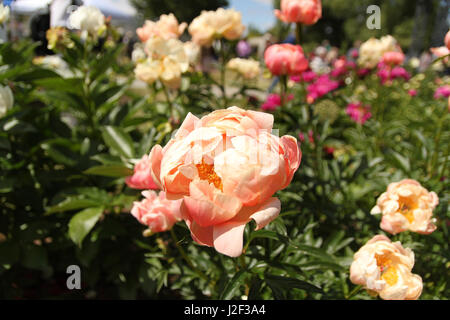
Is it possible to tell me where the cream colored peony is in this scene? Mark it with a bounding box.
[0,4,10,25]
[0,84,13,117]
[69,6,106,37]
[226,58,261,80]
[371,179,438,235]
[134,37,189,89]
[183,41,201,66]
[137,14,187,42]
[358,35,400,69]
[188,8,245,47]
[350,235,423,300]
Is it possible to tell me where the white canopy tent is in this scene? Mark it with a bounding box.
[10,0,52,15]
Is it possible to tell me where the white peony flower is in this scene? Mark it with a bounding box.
[0,84,13,117]
[69,6,105,37]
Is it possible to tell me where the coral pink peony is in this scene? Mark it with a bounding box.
[346,102,372,124]
[275,0,322,25]
[137,13,187,42]
[445,30,450,50]
[264,44,309,76]
[350,235,423,300]
[148,107,301,257]
[371,179,439,235]
[381,51,405,66]
[131,191,182,233]
[126,154,159,190]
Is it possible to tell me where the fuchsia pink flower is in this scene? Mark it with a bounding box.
[290,70,317,83]
[331,57,356,78]
[264,44,309,76]
[346,102,372,124]
[126,155,159,190]
[131,191,182,233]
[147,107,301,257]
[434,85,450,99]
[261,93,294,111]
[275,0,322,25]
[306,74,339,103]
[408,89,417,97]
[377,62,410,84]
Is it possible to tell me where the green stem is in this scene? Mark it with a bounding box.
[161,82,175,120]
[170,228,209,282]
[295,23,303,45]
[280,75,288,108]
[428,112,445,177]
[346,285,363,300]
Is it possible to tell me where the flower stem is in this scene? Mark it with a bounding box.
[295,23,303,45]
[161,82,175,120]
[280,75,288,107]
[169,228,209,282]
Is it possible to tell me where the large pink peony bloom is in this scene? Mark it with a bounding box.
[131,191,182,233]
[381,51,405,66]
[445,30,450,50]
[264,44,309,76]
[148,107,301,257]
[350,235,423,300]
[126,155,159,190]
[371,179,439,235]
[275,0,322,25]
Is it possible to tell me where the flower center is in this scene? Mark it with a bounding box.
[196,161,223,190]
[375,253,398,286]
[398,196,416,223]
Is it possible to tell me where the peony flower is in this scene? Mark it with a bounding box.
[381,51,405,66]
[371,179,439,235]
[46,27,75,51]
[188,8,245,47]
[131,191,182,233]
[236,40,252,58]
[350,235,423,300]
[134,37,188,89]
[264,44,309,76]
[358,35,399,69]
[147,107,301,257]
[434,85,450,99]
[445,30,450,50]
[69,6,106,37]
[306,74,339,103]
[226,58,260,80]
[0,4,10,25]
[260,93,294,111]
[137,14,187,42]
[408,89,417,97]
[274,0,322,25]
[346,102,371,125]
[126,155,159,190]
[183,41,201,66]
[0,84,13,117]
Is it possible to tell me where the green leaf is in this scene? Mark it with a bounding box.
[101,126,135,158]
[45,197,100,215]
[264,274,323,294]
[388,150,411,173]
[83,164,133,177]
[219,269,247,300]
[68,207,104,247]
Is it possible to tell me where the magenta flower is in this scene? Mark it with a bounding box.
[390,67,410,81]
[306,74,339,103]
[261,93,294,111]
[290,70,317,83]
[408,89,417,97]
[434,85,450,99]
[346,102,372,125]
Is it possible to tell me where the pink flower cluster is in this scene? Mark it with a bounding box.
[306,74,339,103]
[434,85,450,99]
[346,102,372,125]
[377,63,410,84]
[261,93,294,111]
[330,56,356,78]
[290,70,317,83]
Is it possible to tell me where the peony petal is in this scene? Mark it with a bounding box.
[149,145,163,189]
[213,221,246,257]
[250,197,281,230]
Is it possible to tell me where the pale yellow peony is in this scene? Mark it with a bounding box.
[350,235,423,300]
[188,8,245,47]
[371,179,438,235]
[358,35,400,69]
[226,58,261,79]
[134,37,188,89]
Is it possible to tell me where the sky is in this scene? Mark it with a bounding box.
[229,0,276,32]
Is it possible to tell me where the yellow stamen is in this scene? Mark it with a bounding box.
[375,253,398,286]
[196,161,223,190]
[398,196,417,223]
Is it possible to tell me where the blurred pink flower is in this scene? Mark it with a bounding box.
[445,30,450,50]
[408,89,417,97]
[434,85,450,99]
[381,51,405,66]
[264,43,309,76]
[290,70,317,83]
[131,191,182,233]
[346,102,372,124]
[261,93,294,111]
[236,39,252,58]
[275,0,322,25]
[126,155,159,190]
[306,74,339,103]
